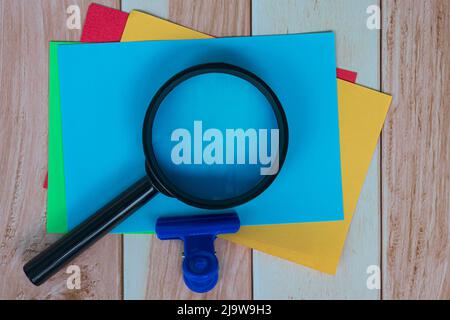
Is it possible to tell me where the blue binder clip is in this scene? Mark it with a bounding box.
[155,213,240,293]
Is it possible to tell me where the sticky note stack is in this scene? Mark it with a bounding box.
[46,3,391,274]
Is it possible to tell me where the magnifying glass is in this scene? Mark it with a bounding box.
[24,63,289,286]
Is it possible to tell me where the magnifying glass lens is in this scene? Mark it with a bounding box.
[151,73,279,203]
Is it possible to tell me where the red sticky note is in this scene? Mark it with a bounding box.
[80,3,129,43]
[336,68,358,83]
[43,173,48,189]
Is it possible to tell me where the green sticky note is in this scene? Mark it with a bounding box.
[47,41,75,233]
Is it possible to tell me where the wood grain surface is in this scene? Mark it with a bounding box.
[122,0,253,300]
[251,0,381,300]
[0,0,122,300]
[381,0,450,300]
[0,0,449,300]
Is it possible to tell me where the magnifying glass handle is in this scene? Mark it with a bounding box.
[23,177,158,286]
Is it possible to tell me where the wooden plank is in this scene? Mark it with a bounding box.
[381,0,450,300]
[121,0,168,17]
[121,0,170,302]
[122,0,252,299]
[0,0,122,299]
[169,0,250,37]
[252,0,381,299]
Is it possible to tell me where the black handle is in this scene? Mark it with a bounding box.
[24,177,158,286]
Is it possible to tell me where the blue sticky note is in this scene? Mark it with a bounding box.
[58,33,343,232]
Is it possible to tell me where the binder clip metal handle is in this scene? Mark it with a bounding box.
[156,213,240,293]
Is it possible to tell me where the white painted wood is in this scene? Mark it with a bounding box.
[122,0,169,300]
[123,234,153,299]
[252,0,381,300]
[121,0,168,17]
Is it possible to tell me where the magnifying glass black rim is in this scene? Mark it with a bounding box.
[143,62,289,210]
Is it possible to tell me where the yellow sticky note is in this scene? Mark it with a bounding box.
[121,10,392,274]
[121,11,212,41]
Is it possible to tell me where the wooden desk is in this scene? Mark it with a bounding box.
[0,0,448,299]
